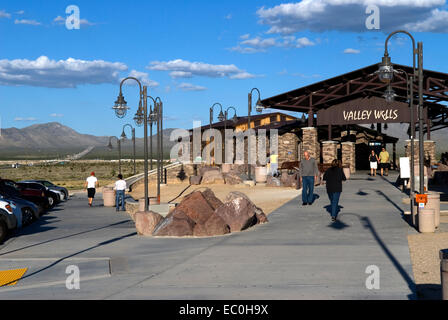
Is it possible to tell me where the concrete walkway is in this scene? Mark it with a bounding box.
[0,173,416,299]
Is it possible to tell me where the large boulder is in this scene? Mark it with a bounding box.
[223,172,243,185]
[193,213,230,237]
[134,211,164,236]
[201,170,225,184]
[281,172,299,188]
[189,175,202,185]
[225,191,268,225]
[199,166,220,176]
[201,188,224,210]
[266,175,281,187]
[176,191,215,224]
[152,210,195,237]
[215,197,258,232]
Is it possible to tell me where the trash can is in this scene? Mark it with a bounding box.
[440,249,448,300]
[103,187,115,207]
[255,166,267,183]
[418,208,435,233]
[426,192,441,228]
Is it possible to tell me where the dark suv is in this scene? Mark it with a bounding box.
[0,179,50,211]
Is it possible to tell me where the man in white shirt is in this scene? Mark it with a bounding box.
[84,172,98,207]
[114,174,127,211]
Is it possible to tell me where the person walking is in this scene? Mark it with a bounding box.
[84,172,98,207]
[299,151,319,206]
[114,174,127,212]
[323,159,347,222]
[369,150,379,176]
[379,147,390,176]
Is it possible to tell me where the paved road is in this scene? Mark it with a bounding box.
[0,173,416,299]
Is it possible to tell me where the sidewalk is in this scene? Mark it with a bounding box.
[0,172,416,299]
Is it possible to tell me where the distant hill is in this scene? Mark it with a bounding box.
[0,122,177,160]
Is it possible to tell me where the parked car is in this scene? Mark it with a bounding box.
[0,192,39,226]
[0,199,17,244]
[16,182,60,207]
[0,179,50,211]
[20,180,69,201]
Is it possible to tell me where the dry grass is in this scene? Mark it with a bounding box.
[0,161,142,190]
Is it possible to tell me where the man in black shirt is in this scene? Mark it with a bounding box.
[323,160,347,222]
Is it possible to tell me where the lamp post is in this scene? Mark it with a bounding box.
[107,136,122,175]
[114,76,150,212]
[121,123,136,175]
[209,103,224,166]
[379,30,425,213]
[248,88,263,181]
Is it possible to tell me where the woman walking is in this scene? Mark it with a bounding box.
[369,150,379,176]
[323,159,347,222]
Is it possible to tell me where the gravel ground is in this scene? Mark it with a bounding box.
[408,214,448,300]
[128,181,301,215]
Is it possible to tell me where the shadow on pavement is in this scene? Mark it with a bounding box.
[0,220,132,257]
[0,232,137,287]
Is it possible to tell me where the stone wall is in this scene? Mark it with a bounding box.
[341,142,355,173]
[278,132,299,166]
[322,141,338,164]
[302,127,319,160]
[405,140,437,165]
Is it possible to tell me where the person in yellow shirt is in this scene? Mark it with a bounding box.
[378,147,390,177]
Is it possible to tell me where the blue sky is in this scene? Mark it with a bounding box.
[0,0,447,137]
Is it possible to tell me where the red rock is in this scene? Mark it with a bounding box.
[152,210,195,237]
[199,166,220,176]
[201,170,225,184]
[254,207,269,224]
[223,172,243,185]
[189,175,202,185]
[201,188,224,210]
[225,191,268,225]
[215,197,258,232]
[134,211,164,236]
[176,191,215,225]
[193,213,230,237]
[281,172,298,188]
[266,175,281,187]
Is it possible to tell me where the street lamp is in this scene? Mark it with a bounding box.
[379,30,425,212]
[114,76,150,212]
[248,88,263,181]
[107,136,122,175]
[223,106,238,133]
[209,102,223,165]
[121,123,136,175]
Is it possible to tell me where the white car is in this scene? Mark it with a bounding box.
[0,199,18,243]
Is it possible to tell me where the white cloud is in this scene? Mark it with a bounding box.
[0,56,128,88]
[404,8,448,32]
[240,33,250,40]
[14,117,37,121]
[225,14,232,20]
[53,16,96,26]
[148,59,256,80]
[0,10,11,18]
[50,113,64,117]
[178,82,207,91]
[15,10,24,15]
[14,19,41,26]
[230,35,315,53]
[53,16,65,23]
[257,0,448,33]
[344,48,361,54]
[127,70,159,87]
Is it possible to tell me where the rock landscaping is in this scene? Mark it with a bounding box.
[134,188,268,237]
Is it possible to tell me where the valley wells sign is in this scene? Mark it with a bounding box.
[317,96,426,126]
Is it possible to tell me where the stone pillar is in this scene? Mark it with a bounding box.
[342,142,356,173]
[405,140,437,165]
[322,141,338,164]
[302,127,319,160]
[278,133,298,167]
